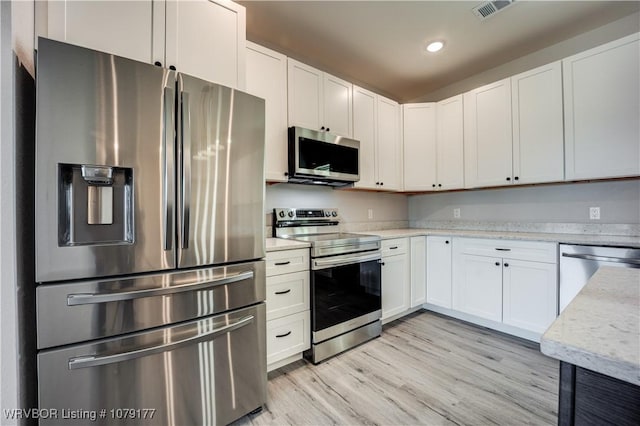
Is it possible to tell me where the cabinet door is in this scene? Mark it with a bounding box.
[323,73,353,137]
[563,33,640,180]
[410,237,427,308]
[166,0,246,89]
[463,78,513,188]
[453,254,503,322]
[287,58,323,131]
[403,103,437,191]
[381,254,410,320]
[512,61,564,184]
[436,95,465,190]
[377,96,402,191]
[502,260,557,334]
[353,86,378,189]
[246,42,288,182]
[426,236,452,309]
[41,0,162,65]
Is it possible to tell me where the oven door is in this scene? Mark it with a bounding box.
[310,251,381,341]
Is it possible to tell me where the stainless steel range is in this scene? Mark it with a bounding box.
[274,208,382,363]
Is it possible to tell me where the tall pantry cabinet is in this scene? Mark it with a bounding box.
[36,0,247,89]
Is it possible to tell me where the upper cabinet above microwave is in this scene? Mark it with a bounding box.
[287,58,353,138]
[36,0,246,89]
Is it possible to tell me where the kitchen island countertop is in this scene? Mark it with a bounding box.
[540,267,640,386]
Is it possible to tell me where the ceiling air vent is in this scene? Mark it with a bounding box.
[472,1,516,20]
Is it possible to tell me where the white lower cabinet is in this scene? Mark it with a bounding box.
[410,237,427,307]
[381,238,410,321]
[426,236,453,309]
[265,248,310,371]
[451,237,558,340]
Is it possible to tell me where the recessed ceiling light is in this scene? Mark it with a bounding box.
[426,41,444,53]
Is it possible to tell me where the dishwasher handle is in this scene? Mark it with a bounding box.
[561,252,640,266]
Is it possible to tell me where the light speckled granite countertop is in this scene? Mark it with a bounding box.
[352,228,640,248]
[540,267,640,386]
[265,237,310,252]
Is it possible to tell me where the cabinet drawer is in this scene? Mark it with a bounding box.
[382,238,408,256]
[266,271,310,320]
[454,237,557,263]
[266,248,309,276]
[266,311,310,366]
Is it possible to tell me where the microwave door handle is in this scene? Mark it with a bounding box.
[180,91,191,249]
[162,86,175,251]
[66,270,254,306]
[561,252,640,265]
[68,315,254,370]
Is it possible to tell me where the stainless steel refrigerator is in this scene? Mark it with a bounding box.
[34,38,266,425]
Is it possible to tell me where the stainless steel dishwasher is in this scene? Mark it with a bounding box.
[559,244,640,312]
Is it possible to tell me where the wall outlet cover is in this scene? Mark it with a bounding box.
[589,207,601,220]
[367,208,373,220]
[453,208,461,219]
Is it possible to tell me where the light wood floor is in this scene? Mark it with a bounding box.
[235,310,559,425]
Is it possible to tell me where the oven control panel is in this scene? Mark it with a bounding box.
[274,208,339,224]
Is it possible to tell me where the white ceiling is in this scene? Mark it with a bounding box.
[239,1,640,102]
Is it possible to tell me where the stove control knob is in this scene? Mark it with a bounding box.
[325,211,331,217]
[331,211,338,217]
[278,211,285,218]
[288,211,294,218]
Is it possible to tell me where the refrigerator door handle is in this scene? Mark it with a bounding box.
[66,270,254,306]
[180,91,191,249]
[163,86,175,251]
[68,315,255,370]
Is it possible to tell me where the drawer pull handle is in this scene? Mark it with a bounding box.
[495,248,511,251]
[274,289,291,295]
[276,331,292,338]
[274,261,291,266]
[389,246,399,250]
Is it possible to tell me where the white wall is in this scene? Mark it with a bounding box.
[266,184,408,224]
[409,180,640,225]
[412,12,640,102]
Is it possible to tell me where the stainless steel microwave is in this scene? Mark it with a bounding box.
[287,126,360,187]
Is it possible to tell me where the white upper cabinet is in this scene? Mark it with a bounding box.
[353,88,401,191]
[376,96,403,191]
[403,103,437,191]
[246,42,288,182]
[464,78,513,188]
[512,61,564,184]
[38,0,246,89]
[353,86,378,189]
[165,0,246,89]
[38,0,163,64]
[563,33,640,180]
[436,95,465,190]
[287,58,353,137]
[403,96,464,192]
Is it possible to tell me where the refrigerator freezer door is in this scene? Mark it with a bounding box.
[177,73,265,268]
[36,260,265,349]
[35,38,176,282]
[37,303,267,426]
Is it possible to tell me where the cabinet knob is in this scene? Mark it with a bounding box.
[495,262,500,266]
[326,127,330,132]
[514,176,519,181]
[154,61,162,67]
[506,177,511,181]
[169,65,176,71]
[320,126,325,130]
[438,184,442,187]
[380,182,384,186]
[504,263,509,267]
[432,184,436,188]
[375,182,379,185]
[445,240,449,244]
[284,172,289,177]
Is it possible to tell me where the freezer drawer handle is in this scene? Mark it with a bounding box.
[66,270,254,306]
[67,315,254,370]
[561,252,640,265]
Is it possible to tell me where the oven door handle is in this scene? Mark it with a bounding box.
[312,252,381,270]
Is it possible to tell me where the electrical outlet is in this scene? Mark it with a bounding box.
[453,208,461,219]
[589,207,601,220]
[367,208,373,220]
